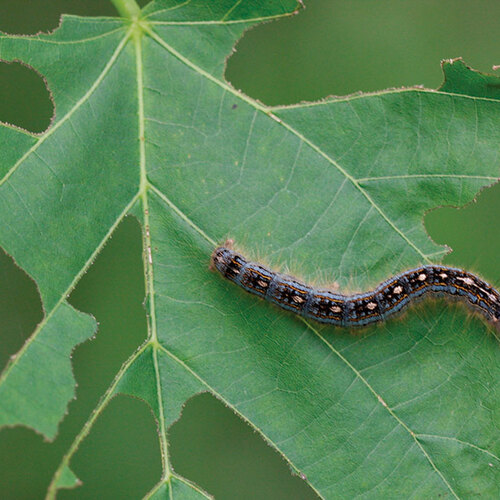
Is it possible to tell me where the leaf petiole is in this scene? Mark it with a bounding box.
[110,0,141,19]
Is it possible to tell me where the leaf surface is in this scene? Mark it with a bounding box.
[0,1,499,497]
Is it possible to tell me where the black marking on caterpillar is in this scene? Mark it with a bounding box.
[211,241,500,329]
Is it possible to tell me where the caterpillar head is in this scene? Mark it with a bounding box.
[210,240,248,283]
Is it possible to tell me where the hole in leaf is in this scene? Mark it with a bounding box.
[425,182,500,282]
[68,216,148,397]
[0,60,53,133]
[169,392,319,500]
[58,396,162,500]
[0,247,43,372]
[226,0,500,104]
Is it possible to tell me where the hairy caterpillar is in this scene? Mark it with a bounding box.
[211,241,500,329]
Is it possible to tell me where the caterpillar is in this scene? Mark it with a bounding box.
[211,241,500,329]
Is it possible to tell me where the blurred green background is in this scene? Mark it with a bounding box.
[0,0,499,498]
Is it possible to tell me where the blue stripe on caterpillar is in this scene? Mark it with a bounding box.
[211,242,500,329]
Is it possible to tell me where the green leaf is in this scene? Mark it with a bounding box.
[1,1,499,498]
[55,465,81,490]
